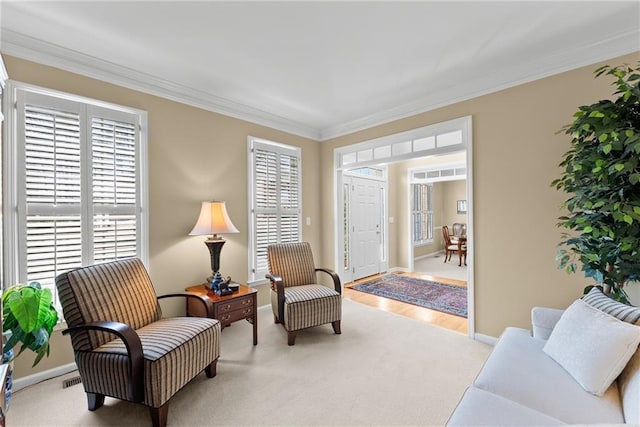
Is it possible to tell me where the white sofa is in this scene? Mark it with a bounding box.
[448,291,640,425]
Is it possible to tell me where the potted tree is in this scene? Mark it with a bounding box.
[552,62,640,303]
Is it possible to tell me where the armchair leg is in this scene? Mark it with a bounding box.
[332,320,342,335]
[87,392,105,411]
[150,402,169,427]
[274,314,281,324]
[205,358,218,378]
[287,331,297,346]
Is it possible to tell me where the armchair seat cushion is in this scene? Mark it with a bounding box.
[271,284,341,332]
[78,317,220,408]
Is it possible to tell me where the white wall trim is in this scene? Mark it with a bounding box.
[2,27,638,142]
[388,266,409,274]
[0,54,8,89]
[13,362,77,392]
[413,250,445,261]
[474,333,498,346]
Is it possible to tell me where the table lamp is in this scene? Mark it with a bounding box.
[189,201,239,294]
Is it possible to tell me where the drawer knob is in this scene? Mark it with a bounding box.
[242,299,251,305]
[222,314,231,321]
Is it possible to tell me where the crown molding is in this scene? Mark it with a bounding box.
[0,30,321,140]
[318,29,640,141]
[2,28,638,143]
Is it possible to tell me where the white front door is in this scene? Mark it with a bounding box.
[351,176,383,279]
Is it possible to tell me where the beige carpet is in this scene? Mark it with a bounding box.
[9,299,491,426]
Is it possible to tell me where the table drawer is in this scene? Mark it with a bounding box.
[217,306,254,325]
[215,296,254,315]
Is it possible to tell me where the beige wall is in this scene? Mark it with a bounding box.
[322,51,640,338]
[4,55,321,378]
[442,180,468,228]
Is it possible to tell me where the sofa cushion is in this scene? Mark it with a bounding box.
[581,287,640,422]
[583,287,640,324]
[618,343,640,424]
[531,306,564,340]
[543,299,640,396]
[474,327,624,424]
[447,386,565,426]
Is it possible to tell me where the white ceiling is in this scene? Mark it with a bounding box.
[1,1,639,140]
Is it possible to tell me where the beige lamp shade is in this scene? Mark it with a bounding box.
[189,201,239,238]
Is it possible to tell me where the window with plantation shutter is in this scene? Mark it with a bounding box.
[412,183,434,244]
[5,83,148,314]
[248,137,301,282]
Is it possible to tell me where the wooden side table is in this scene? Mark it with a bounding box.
[185,283,258,345]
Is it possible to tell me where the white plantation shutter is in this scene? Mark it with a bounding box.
[412,183,433,243]
[90,113,139,262]
[249,138,301,281]
[8,86,147,313]
[20,98,85,308]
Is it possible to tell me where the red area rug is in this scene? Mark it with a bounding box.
[351,274,467,318]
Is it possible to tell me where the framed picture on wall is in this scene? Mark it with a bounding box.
[457,200,467,214]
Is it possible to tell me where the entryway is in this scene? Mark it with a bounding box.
[334,116,474,336]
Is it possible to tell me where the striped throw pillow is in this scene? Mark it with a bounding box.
[583,287,640,325]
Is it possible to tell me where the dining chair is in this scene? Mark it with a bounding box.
[442,225,460,263]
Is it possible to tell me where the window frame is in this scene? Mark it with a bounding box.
[3,80,149,299]
[247,136,302,284]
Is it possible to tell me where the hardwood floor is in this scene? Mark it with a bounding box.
[343,271,468,334]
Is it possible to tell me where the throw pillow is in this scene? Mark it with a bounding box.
[583,287,640,324]
[543,298,640,396]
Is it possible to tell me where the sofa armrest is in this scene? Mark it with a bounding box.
[531,307,565,340]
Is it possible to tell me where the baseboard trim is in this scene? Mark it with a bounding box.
[388,266,409,273]
[414,250,445,261]
[13,362,78,392]
[474,333,498,346]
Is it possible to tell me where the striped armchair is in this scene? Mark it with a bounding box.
[55,258,221,427]
[266,242,342,345]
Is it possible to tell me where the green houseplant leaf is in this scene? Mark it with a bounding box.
[553,62,640,304]
[2,282,59,367]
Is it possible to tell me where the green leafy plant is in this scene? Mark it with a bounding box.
[2,282,59,367]
[552,62,640,303]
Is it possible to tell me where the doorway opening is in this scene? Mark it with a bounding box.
[334,116,474,337]
[408,156,468,283]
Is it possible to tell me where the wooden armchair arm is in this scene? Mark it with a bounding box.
[62,321,144,402]
[157,293,212,317]
[266,273,285,322]
[316,267,342,294]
